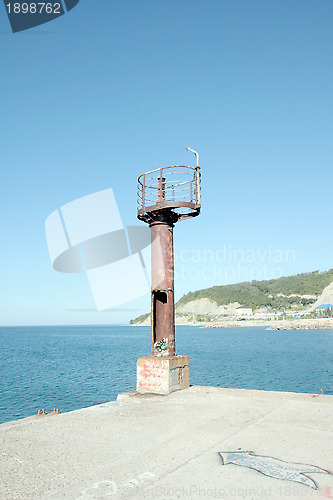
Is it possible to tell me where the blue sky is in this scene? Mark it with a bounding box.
[1,0,332,326]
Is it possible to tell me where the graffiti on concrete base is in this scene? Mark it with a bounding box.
[153,338,168,356]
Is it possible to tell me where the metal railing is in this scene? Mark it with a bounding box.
[137,165,201,219]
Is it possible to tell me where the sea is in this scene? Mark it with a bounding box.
[0,325,332,425]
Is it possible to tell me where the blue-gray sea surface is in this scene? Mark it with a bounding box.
[0,325,332,424]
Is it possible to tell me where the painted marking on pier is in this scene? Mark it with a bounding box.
[219,451,332,490]
[76,471,156,499]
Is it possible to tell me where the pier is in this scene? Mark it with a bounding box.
[0,386,332,499]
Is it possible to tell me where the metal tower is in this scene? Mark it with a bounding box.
[137,147,201,357]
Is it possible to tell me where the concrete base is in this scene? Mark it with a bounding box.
[136,355,189,394]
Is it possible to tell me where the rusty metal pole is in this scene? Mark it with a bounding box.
[149,173,176,356]
[150,215,175,356]
[136,149,201,393]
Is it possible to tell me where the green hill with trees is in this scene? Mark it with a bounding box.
[176,269,333,311]
[130,269,333,324]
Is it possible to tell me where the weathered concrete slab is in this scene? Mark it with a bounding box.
[136,355,190,394]
[0,386,332,499]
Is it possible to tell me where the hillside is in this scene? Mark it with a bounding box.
[130,269,333,325]
[176,269,333,310]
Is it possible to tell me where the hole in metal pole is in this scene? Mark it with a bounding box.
[152,290,168,350]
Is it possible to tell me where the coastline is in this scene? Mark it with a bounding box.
[132,317,333,330]
[201,318,333,330]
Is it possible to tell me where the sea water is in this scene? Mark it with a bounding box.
[0,325,332,424]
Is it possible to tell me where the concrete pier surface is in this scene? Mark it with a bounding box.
[0,386,332,499]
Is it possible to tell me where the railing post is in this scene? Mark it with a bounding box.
[142,174,146,210]
[158,169,166,203]
[196,168,200,206]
